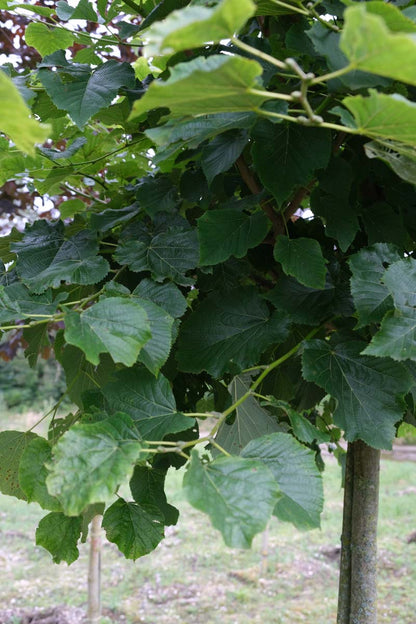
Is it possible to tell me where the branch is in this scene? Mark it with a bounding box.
[236,155,283,235]
[284,179,317,225]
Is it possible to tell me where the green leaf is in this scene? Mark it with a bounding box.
[142,0,255,56]
[46,414,143,516]
[201,130,248,185]
[59,199,86,219]
[241,432,323,529]
[146,112,256,151]
[341,5,416,86]
[129,55,267,120]
[268,263,353,325]
[364,258,416,360]
[133,297,174,375]
[0,282,59,325]
[19,437,62,511]
[215,374,282,455]
[198,207,268,266]
[310,193,359,252]
[103,366,194,440]
[251,122,331,205]
[349,243,400,327]
[24,323,50,368]
[273,236,327,289]
[183,451,278,548]
[36,513,82,564]
[302,340,412,448]
[342,91,416,146]
[359,1,416,33]
[307,21,389,91]
[102,498,165,559]
[64,297,151,367]
[273,400,330,444]
[0,71,49,155]
[57,344,114,408]
[362,201,408,248]
[89,203,140,233]
[135,176,178,217]
[56,0,98,21]
[0,430,38,499]
[177,287,290,377]
[115,228,199,286]
[39,61,136,128]
[130,465,179,525]
[310,157,357,252]
[365,140,416,186]
[25,22,74,56]
[12,221,109,294]
[133,279,187,318]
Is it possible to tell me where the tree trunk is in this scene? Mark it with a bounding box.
[259,525,269,578]
[337,441,380,624]
[87,514,102,624]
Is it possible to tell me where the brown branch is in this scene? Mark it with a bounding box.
[284,179,317,225]
[236,155,261,194]
[236,155,282,235]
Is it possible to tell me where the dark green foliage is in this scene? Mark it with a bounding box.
[0,3,416,608]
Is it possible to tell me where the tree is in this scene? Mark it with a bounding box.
[0,0,416,621]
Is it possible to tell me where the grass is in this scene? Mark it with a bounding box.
[0,412,415,623]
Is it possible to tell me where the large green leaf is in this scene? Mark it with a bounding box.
[64,297,151,367]
[12,221,109,294]
[183,451,279,548]
[302,340,412,448]
[215,374,282,455]
[201,130,248,185]
[198,207,268,266]
[103,498,164,559]
[115,228,199,286]
[273,236,327,289]
[0,71,49,155]
[364,258,416,360]
[349,243,400,328]
[176,287,290,377]
[310,193,358,253]
[19,437,62,511]
[307,21,389,91]
[146,112,256,152]
[251,122,331,205]
[142,0,255,55]
[341,5,416,86]
[46,414,143,516]
[0,282,60,325]
[341,91,416,146]
[0,430,38,499]
[103,366,193,440]
[129,55,267,120]
[133,279,187,318]
[130,465,179,526]
[25,22,74,56]
[57,344,114,408]
[135,175,178,217]
[133,297,174,375]
[36,512,82,564]
[267,267,353,325]
[241,432,323,529]
[39,60,136,128]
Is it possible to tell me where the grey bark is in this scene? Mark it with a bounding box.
[337,441,380,624]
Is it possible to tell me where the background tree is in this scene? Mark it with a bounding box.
[0,0,416,622]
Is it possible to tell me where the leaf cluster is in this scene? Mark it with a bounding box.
[0,0,415,563]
